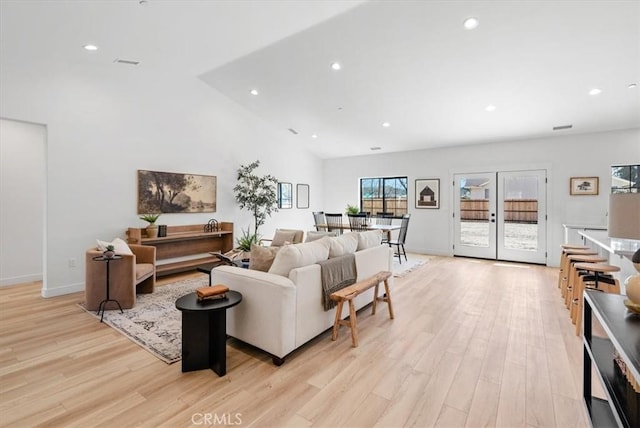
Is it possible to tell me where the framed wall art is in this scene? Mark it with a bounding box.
[137,169,216,213]
[277,182,293,209]
[415,179,440,209]
[296,184,309,209]
[570,176,599,195]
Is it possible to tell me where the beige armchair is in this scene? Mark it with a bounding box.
[85,244,156,311]
[260,229,304,247]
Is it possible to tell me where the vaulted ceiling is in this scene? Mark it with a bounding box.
[2,1,638,159]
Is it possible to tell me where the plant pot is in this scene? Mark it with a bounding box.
[146,224,158,238]
[103,250,115,259]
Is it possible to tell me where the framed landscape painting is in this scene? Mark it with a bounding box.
[570,177,599,195]
[138,169,216,213]
[415,179,440,209]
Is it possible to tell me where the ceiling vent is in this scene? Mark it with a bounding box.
[114,58,140,66]
[287,128,299,135]
[553,124,573,131]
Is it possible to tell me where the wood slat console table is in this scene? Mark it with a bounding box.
[127,223,233,276]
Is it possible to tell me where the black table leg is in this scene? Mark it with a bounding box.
[181,309,228,376]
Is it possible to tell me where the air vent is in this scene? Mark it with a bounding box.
[287,128,299,135]
[553,124,573,131]
[114,58,140,66]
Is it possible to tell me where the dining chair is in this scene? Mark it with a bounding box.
[375,212,393,225]
[348,213,369,231]
[312,211,325,231]
[324,213,344,235]
[388,213,410,263]
[375,212,394,243]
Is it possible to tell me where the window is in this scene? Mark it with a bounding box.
[612,165,639,193]
[360,176,408,216]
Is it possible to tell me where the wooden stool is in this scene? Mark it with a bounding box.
[559,248,597,298]
[558,245,590,289]
[330,271,393,347]
[564,254,607,308]
[572,263,620,336]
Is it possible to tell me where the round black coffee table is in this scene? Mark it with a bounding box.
[175,290,242,376]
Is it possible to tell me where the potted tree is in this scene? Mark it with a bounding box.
[233,160,278,240]
[139,213,161,238]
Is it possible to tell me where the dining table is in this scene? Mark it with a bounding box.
[316,223,400,241]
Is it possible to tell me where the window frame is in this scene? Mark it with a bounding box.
[359,176,408,216]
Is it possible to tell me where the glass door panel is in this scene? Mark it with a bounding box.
[454,173,497,259]
[497,170,547,263]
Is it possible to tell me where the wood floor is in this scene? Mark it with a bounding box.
[0,256,590,427]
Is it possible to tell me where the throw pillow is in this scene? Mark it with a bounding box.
[268,237,331,277]
[356,230,383,251]
[249,243,280,272]
[96,237,133,255]
[271,229,298,247]
[328,233,358,258]
[305,231,338,242]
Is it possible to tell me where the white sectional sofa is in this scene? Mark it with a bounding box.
[211,231,394,365]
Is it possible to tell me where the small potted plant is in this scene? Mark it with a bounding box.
[235,227,260,261]
[103,244,115,259]
[139,213,161,238]
[345,204,359,215]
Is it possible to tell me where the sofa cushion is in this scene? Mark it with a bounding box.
[135,263,154,281]
[249,243,280,272]
[268,238,330,277]
[305,231,338,242]
[328,233,358,258]
[271,229,299,247]
[357,230,383,251]
[96,237,133,255]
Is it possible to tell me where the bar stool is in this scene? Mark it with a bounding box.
[558,245,592,290]
[572,262,620,336]
[564,254,608,308]
[559,248,598,299]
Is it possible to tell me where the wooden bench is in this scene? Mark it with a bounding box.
[330,270,394,347]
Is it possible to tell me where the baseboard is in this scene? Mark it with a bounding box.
[0,273,43,287]
[41,282,84,298]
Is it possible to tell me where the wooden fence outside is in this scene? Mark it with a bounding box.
[460,199,538,223]
[361,198,408,216]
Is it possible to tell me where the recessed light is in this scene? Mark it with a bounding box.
[463,17,479,30]
[628,83,637,89]
[485,105,496,112]
[382,122,390,127]
[370,147,382,151]
[331,62,341,71]
[83,44,98,51]
[589,88,602,95]
[250,89,259,96]
[311,134,318,139]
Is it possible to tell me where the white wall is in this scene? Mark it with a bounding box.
[0,119,46,286]
[323,128,640,266]
[0,63,323,297]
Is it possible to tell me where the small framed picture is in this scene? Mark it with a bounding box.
[415,179,440,209]
[570,177,599,195]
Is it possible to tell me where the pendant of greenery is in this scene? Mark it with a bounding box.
[233,160,278,237]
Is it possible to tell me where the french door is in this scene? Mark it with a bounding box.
[453,170,547,264]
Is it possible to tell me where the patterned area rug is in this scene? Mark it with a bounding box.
[392,257,428,277]
[79,276,207,364]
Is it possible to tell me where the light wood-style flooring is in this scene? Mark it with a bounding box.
[0,256,589,427]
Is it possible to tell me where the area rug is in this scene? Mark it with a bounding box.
[392,257,428,277]
[79,276,208,364]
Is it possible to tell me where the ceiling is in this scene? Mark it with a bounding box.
[2,1,639,159]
